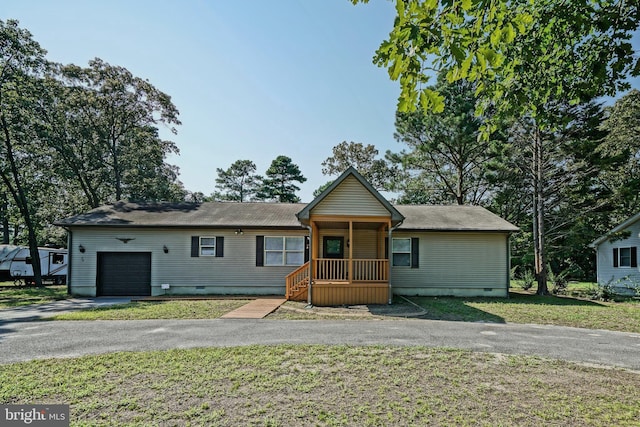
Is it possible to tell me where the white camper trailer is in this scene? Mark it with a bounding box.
[7,247,68,285]
[0,245,21,281]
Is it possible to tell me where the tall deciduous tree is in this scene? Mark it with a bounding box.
[215,160,261,202]
[356,0,640,294]
[0,19,47,285]
[259,156,306,203]
[321,141,397,191]
[53,58,182,205]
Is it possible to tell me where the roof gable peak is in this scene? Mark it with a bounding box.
[296,167,404,224]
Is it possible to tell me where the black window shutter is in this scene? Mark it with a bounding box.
[216,236,224,258]
[304,236,310,263]
[632,247,638,268]
[384,237,389,260]
[411,238,419,269]
[613,248,619,267]
[191,236,199,257]
[256,236,264,266]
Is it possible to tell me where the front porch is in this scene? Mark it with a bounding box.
[285,216,392,305]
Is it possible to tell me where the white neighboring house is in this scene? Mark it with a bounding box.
[591,213,640,294]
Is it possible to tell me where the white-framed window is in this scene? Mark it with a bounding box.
[199,237,217,256]
[618,247,632,268]
[392,238,411,267]
[265,236,305,266]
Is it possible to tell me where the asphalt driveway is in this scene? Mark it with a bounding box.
[1,318,639,370]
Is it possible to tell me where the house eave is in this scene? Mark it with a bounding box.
[55,223,306,230]
[590,212,640,248]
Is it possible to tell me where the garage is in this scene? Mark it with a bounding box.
[97,252,151,296]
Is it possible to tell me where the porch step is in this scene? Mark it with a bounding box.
[220,297,286,319]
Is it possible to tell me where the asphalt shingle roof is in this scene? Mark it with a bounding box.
[56,202,518,232]
[55,201,307,229]
[395,205,519,232]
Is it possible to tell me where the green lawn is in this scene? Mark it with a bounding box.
[410,290,640,333]
[1,345,638,426]
[0,283,68,308]
[52,300,251,320]
[268,291,640,333]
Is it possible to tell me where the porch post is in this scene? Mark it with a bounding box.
[387,220,392,304]
[348,220,353,284]
[307,222,313,305]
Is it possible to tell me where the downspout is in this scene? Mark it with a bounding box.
[388,220,404,305]
[62,226,72,295]
[506,233,511,299]
[305,224,313,306]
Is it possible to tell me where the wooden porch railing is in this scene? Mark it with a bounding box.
[353,259,388,282]
[285,262,310,300]
[314,258,388,282]
[314,259,348,281]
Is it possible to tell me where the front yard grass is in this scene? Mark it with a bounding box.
[411,290,640,333]
[52,300,251,320]
[270,291,640,333]
[1,345,638,426]
[0,283,68,308]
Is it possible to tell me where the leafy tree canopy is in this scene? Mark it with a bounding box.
[354,0,639,131]
[321,141,398,191]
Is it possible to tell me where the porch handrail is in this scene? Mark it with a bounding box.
[285,262,310,299]
[314,258,388,282]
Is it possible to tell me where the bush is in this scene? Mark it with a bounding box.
[521,270,535,291]
[548,266,569,295]
[590,280,616,301]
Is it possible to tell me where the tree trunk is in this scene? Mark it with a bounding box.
[532,126,548,295]
[0,113,43,286]
[456,163,464,205]
[1,192,9,244]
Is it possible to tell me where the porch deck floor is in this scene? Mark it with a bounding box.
[220,297,287,319]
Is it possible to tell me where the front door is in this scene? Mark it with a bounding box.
[322,236,346,280]
[323,236,344,259]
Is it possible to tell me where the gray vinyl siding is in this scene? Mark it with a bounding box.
[595,220,640,292]
[311,176,390,217]
[69,227,307,296]
[392,231,509,297]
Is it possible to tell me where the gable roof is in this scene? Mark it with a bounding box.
[590,212,640,247]
[296,166,405,225]
[55,201,307,229]
[395,205,519,232]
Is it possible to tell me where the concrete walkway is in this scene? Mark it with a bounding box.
[220,297,287,319]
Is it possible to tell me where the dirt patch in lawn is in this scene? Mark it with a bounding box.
[269,297,426,319]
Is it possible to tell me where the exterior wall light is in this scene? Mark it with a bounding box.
[79,245,86,253]
[235,229,244,235]
[163,245,169,253]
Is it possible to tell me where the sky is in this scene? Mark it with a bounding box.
[4,0,400,202]
[3,1,639,202]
